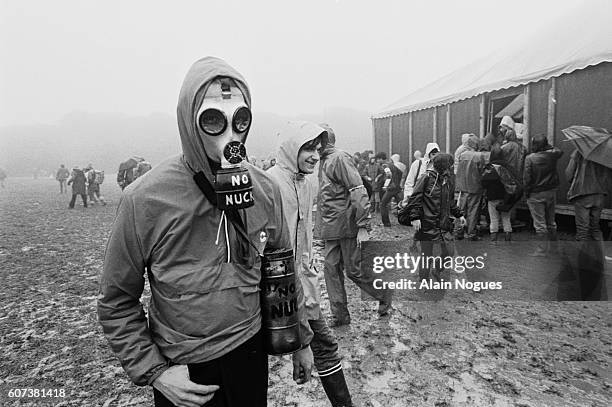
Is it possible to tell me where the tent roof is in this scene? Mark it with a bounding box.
[373,1,612,119]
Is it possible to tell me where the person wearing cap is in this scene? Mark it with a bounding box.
[268,121,354,407]
[315,125,392,326]
[97,57,314,407]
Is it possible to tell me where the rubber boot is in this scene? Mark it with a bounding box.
[320,369,353,407]
[490,232,498,243]
[504,232,512,241]
[529,233,547,257]
[377,289,393,317]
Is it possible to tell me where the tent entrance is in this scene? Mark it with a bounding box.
[486,90,524,138]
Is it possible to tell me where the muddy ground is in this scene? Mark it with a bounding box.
[0,178,610,406]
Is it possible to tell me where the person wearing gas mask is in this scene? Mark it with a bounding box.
[268,121,354,407]
[98,57,314,407]
[315,125,393,326]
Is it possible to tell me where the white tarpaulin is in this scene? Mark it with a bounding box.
[373,1,612,119]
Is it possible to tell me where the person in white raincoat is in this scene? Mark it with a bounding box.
[268,121,353,406]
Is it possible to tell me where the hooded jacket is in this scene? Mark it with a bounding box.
[456,135,486,194]
[97,57,312,386]
[315,138,371,240]
[406,154,463,241]
[268,122,325,320]
[403,142,440,198]
[453,135,471,174]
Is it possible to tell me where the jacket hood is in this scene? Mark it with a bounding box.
[177,56,252,180]
[277,121,326,175]
[425,142,440,158]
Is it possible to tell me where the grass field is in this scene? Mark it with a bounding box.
[1,177,611,406]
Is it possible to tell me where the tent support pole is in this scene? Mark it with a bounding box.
[479,95,486,138]
[388,117,393,156]
[408,112,413,161]
[371,118,376,152]
[547,78,557,145]
[446,104,451,153]
[432,108,437,143]
[523,85,531,149]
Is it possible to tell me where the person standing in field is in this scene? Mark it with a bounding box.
[97,56,314,407]
[56,164,70,194]
[268,121,355,407]
[315,125,392,326]
[67,167,87,209]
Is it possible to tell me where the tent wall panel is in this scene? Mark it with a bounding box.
[555,62,612,208]
[528,79,551,141]
[373,118,390,156]
[449,96,480,154]
[412,108,434,153]
[390,113,411,164]
[436,106,448,152]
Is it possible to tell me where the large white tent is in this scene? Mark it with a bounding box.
[373,0,612,119]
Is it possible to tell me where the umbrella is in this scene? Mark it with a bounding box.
[118,156,144,171]
[562,126,612,169]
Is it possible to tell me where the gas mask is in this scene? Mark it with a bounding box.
[197,78,254,210]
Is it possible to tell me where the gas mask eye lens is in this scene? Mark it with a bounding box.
[199,108,227,136]
[232,107,252,134]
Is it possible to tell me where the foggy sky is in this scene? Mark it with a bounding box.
[1,0,585,127]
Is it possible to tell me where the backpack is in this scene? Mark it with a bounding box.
[94,170,104,185]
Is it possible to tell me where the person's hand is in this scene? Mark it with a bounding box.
[152,365,219,407]
[356,228,369,247]
[412,219,421,231]
[292,346,314,384]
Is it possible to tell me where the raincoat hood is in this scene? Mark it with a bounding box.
[177,56,252,180]
[277,121,327,175]
[425,142,441,158]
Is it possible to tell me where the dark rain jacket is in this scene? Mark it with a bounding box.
[406,169,463,242]
[523,147,563,196]
[68,169,86,195]
[565,150,612,201]
[97,57,312,387]
[268,122,326,320]
[316,146,371,240]
[491,134,527,182]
